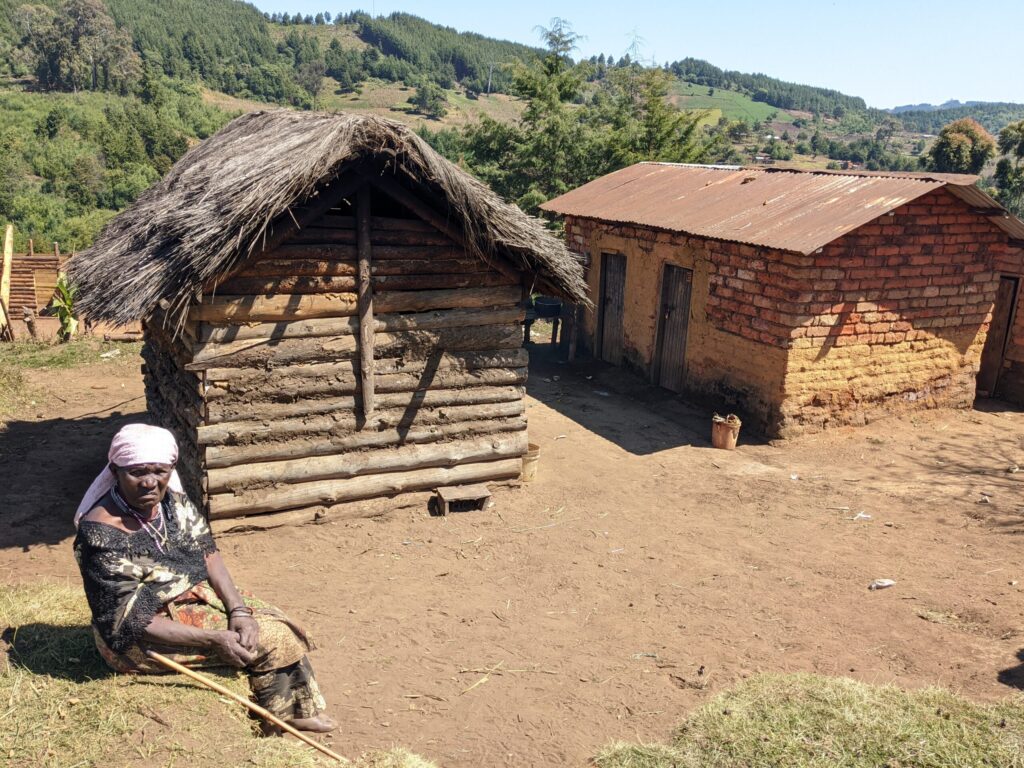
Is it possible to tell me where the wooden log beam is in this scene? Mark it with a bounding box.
[373,273,514,291]
[187,322,522,370]
[240,257,485,278]
[208,431,527,493]
[205,365,527,404]
[210,492,433,535]
[208,457,524,518]
[188,285,521,323]
[198,306,524,344]
[218,275,356,294]
[204,415,527,469]
[221,273,513,294]
[203,347,528,383]
[242,259,356,277]
[289,228,453,247]
[198,399,526,447]
[268,244,468,262]
[309,215,440,233]
[357,185,375,418]
[202,383,524,428]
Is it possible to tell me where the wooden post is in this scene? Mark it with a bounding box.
[356,185,375,418]
[0,225,13,340]
[568,304,580,362]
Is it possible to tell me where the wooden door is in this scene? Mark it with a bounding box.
[978,275,1019,397]
[654,264,693,392]
[598,252,626,364]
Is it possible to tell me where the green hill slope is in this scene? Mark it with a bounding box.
[670,80,794,124]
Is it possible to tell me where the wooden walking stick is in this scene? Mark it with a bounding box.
[145,651,345,763]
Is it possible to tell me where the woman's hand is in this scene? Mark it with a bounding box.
[229,615,260,654]
[209,629,255,667]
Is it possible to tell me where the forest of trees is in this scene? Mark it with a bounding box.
[338,11,543,95]
[896,102,1024,135]
[1,0,310,104]
[0,74,228,251]
[666,57,871,118]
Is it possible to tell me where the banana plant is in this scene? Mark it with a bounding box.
[49,273,78,342]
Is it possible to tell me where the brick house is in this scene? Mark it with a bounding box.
[541,163,1024,437]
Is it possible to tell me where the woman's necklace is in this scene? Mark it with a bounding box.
[111,486,169,554]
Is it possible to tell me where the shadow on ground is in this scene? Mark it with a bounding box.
[0,404,146,552]
[526,342,769,456]
[1,622,109,682]
[998,649,1024,690]
[1,621,242,688]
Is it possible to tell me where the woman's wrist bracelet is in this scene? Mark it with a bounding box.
[228,605,254,617]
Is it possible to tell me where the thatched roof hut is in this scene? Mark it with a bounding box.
[69,111,587,527]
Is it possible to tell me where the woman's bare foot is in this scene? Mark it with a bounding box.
[288,714,339,733]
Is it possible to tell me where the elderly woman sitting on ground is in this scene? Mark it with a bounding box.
[73,423,336,733]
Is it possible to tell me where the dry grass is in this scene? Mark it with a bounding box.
[594,674,1024,768]
[67,110,588,333]
[0,581,437,768]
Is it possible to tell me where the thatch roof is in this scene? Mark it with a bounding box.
[68,110,589,329]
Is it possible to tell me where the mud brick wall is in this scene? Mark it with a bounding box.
[564,187,1008,437]
[992,246,1024,402]
[564,216,790,431]
[778,189,1004,435]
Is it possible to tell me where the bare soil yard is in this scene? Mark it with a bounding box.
[2,344,1023,767]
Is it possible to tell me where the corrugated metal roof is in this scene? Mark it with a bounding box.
[541,163,1024,254]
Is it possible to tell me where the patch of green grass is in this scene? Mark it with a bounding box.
[595,674,1024,768]
[0,337,141,371]
[669,81,794,125]
[267,21,368,50]
[1,581,438,767]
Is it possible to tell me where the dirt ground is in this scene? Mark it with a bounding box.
[2,345,1024,767]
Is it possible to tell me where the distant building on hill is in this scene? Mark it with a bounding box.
[542,163,1024,437]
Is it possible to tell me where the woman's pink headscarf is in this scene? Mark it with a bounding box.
[74,423,184,526]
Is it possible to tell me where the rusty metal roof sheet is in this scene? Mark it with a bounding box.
[541,163,1024,254]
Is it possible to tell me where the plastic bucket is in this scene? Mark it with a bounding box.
[711,414,742,450]
[521,443,540,481]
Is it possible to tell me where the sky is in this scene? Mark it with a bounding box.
[249,1,1023,109]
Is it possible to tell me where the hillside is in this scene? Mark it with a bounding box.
[895,102,1024,135]
[669,80,794,125]
[0,1,1021,252]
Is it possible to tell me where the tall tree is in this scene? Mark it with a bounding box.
[605,68,716,166]
[410,80,448,119]
[995,120,1024,218]
[17,0,140,94]
[928,118,996,174]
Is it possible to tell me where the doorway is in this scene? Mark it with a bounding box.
[653,264,693,392]
[596,252,626,365]
[978,275,1019,397]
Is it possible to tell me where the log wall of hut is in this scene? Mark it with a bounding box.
[144,183,530,521]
